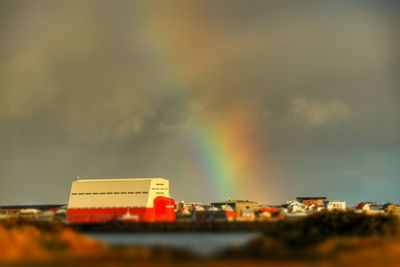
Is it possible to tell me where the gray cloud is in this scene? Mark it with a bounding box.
[0,1,398,204]
[289,97,352,127]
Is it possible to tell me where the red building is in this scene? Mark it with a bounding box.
[67,178,175,223]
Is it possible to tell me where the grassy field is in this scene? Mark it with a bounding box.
[0,211,399,266]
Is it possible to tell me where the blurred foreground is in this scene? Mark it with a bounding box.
[0,211,399,266]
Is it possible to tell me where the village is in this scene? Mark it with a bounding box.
[174,197,400,222]
[0,177,399,224]
[1,196,399,224]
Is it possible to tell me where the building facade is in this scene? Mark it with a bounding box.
[67,178,175,223]
[325,200,346,211]
[211,200,259,214]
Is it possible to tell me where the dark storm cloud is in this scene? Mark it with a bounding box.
[0,1,398,204]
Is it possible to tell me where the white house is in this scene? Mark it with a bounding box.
[325,200,346,211]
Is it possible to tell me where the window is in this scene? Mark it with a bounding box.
[93,193,99,195]
[121,192,127,194]
[114,192,120,194]
[78,193,84,195]
[135,192,141,194]
[107,192,113,195]
[142,191,148,194]
[100,192,106,195]
[128,192,134,194]
[85,193,91,195]
[156,183,164,186]
[71,193,77,195]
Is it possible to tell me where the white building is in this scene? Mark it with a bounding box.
[282,200,307,213]
[325,200,346,211]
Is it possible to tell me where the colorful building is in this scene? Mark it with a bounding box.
[296,197,327,207]
[67,178,175,223]
[211,199,259,214]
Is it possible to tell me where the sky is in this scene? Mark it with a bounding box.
[0,1,399,205]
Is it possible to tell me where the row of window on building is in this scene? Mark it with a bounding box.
[71,191,149,196]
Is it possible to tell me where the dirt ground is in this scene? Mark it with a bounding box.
[1,215,399,267]
[3,236,400,267]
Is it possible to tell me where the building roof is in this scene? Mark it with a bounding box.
[296,197,327,200]
[73,177,168,183]
[211,200,258,204]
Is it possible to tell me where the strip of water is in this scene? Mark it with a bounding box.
[88,232,261,256]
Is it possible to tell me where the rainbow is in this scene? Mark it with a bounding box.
[146,29,271,201]
[185,108,269,202]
